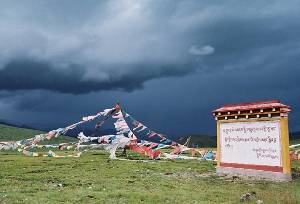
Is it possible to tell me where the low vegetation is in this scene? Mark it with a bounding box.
[0,151,300,204]
[1,124,300,203]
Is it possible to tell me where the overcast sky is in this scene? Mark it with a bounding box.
[0,0,299,136]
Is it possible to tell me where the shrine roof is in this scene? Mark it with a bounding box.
[213,100,291,113]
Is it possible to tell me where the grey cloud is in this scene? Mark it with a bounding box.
[0,59,196,94]
[0,0,300,133]
[0,0,202,93]
[0,0,299,94]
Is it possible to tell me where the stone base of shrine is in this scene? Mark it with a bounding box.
[216,166,292,182]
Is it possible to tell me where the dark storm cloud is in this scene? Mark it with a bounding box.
[0,59,195,94]
[1,0,300,133]
[0,0,213,94]
[0,0,298,95]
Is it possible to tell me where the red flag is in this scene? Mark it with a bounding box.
[130,144,161,159]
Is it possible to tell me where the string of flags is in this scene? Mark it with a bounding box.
[119,110,194,155]
[0,105,119,157]
[0,103,216,160]
[121,110,177,146]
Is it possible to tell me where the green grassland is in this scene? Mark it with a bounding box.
[1,124,300,204]
[0,151,300,204]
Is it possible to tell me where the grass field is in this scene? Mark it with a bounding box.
[0,150,300,204]
[1,124,300,203]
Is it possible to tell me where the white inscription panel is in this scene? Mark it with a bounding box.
[220,121,282,166]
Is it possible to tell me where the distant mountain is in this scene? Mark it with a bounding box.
[0,119,38,130]
[0,123,77,144]
[177,134,216,148]
[290,131,300,140]
[0,119,115,138]
[290,131,300,145]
